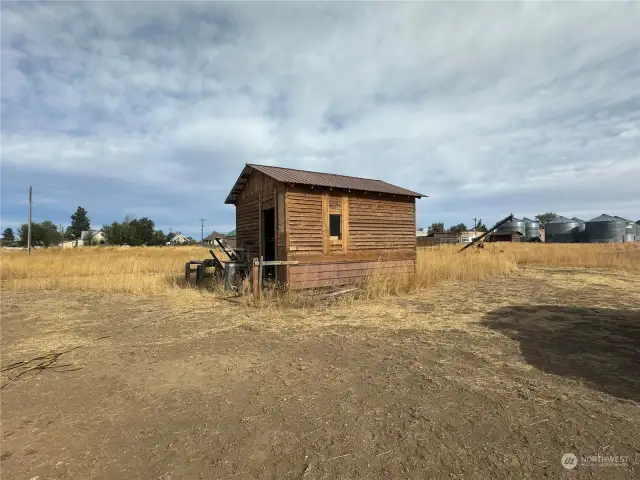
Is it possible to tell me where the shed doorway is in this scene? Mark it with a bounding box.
[261,207,276,280]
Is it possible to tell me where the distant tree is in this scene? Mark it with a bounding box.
[448,223,468,234]
[18,224,29,247]
[151,230,166,246]
[475,219,488,232]
[535,212,557,226]
[136,217,155,245]
[17,221,61,247]
[64,226,76,240]
[83,231,95,246]
[70,206,91,239]
[39,220,63,247]
[1,228,15,246]
[427,222,445,236]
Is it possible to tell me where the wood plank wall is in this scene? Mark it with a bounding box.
[286,191,324,255]
[285,188,416,262]
[348,195,415,254]
[288,259,415,289]
[235,171,279,261]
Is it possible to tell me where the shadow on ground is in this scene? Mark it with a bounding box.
[481,306,640,402]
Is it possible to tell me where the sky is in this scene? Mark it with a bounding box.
[2,1,640,238]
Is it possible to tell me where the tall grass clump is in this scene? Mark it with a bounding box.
[359,245,518,299]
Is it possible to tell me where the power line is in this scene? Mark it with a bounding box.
[198,218,206,244]
[27,186,32,254]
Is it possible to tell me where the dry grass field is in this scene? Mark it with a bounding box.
[1,243,639,478]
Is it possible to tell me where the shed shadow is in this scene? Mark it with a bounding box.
[481,306,640,401]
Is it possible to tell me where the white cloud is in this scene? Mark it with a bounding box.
[1,1,639,235]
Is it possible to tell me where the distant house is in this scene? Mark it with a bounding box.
[168,233,188,245]
[434,231,479,244]
[485,231,522,243]
[202,231,228,246]
[80,230,106,245]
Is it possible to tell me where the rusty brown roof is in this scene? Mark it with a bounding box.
[225,164,426,204]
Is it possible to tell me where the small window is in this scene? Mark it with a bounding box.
[329,214,342,239]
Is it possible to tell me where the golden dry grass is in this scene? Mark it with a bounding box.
[502,242,640,271]
[0,246,211,293]
[1,242,638,299]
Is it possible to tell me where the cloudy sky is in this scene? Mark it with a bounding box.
[2,1,639,237]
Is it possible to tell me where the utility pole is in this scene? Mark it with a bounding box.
[473,217,477,231]
[27,186,32,253]
[198,218,206,244]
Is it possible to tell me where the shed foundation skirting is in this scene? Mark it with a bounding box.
[287,259,415,290]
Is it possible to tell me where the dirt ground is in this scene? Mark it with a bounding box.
[1,267,639,479]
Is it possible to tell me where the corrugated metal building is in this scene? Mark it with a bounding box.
[225,164,425,289]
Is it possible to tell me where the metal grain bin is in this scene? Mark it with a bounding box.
[585,214,625,243]
[545,216,579,243]
[522,217,541,240]
[496,217,526,236]
[615,216,636,242]
[636,222,640,241]
[571,217,587,242]
[571,217,586,232]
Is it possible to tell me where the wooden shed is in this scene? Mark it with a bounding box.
[225,164,425,289]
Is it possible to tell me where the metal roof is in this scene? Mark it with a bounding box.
[546,215,574,224]
[571,217,585,223]
[225,164,427,204]
[588,214,620,222]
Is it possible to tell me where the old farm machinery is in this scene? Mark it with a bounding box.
[184,237,249,289]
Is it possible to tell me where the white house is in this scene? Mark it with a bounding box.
[168,233,188,245]
[81,230,107,244]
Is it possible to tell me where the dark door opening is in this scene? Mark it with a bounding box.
[262,208,276,280]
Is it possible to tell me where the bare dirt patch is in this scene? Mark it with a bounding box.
[2,267,639,479]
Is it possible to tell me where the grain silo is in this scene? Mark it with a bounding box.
[614,216,637,243]
[636,221,640,242]
[522,217,541,240]
[545,216,579,243]
[571,217,587,242]
[585,214,625,243]
[496,217,526,236]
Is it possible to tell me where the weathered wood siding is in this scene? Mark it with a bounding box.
[348,195,416,254]
[288,259,415,289]
[285,190,416,260]
[235,171,279,261]
[286,191,324,256]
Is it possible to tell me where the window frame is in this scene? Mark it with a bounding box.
[329,213,342,240]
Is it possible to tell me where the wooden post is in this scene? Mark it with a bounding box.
[252,258,259,298]
[342,196,349,254]
[185,262,191,284]
[258,192,262,261]
[258,255,264,299]
[322,194,329,254]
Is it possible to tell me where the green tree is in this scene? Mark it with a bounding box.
[39,221,63,247]
[427,222,445,236]
[151,230,166,246]
[17,221,61,247]
[475,219,488,232]
[69,206,91,239]
[1,228,15,246]
[18,224,30,247]
[535,212,557,226]
[135,217,155,245]
[448,223,468,234]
